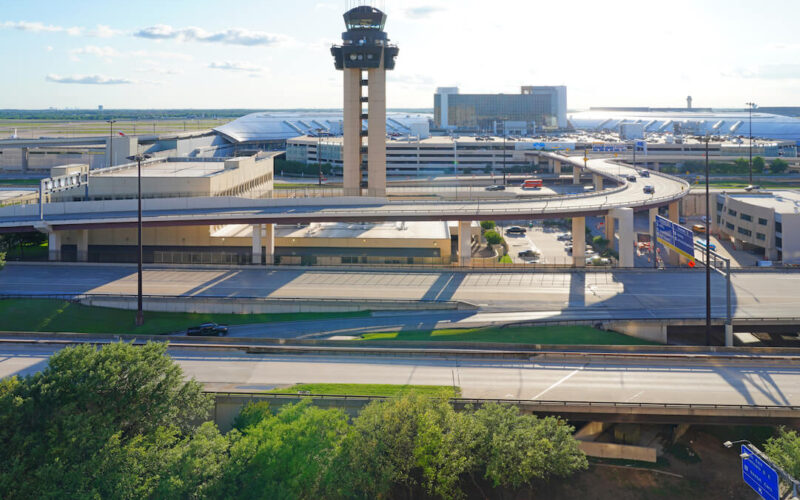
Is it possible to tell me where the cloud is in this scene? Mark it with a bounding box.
[209,61,264,73]
[1,20,81,35]
[724,65,800,80]
[88,24,119,38]
[46,74,133,85]
[69,45,119,62]
[404,6,444,19]
[133,24,290,46]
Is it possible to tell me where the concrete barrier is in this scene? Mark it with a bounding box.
[578,441,658,463]
[78,295,468,314]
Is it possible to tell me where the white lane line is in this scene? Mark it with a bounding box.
[626,390,644,402]
[531,363,587,400]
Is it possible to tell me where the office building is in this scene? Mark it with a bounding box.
[434,86,568,131]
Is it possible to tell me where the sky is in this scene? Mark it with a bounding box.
[1,0,799,110]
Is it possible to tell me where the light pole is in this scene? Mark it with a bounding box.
[502,121,507,186]
[703,135,711,345]
[724,439,799,498]
[746,102,756,186]
[106,119,117,168]
[126,153,152,326]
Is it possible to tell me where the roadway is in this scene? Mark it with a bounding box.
[1,343,798,406]
[3,264,800,332]
[0,156,688,231]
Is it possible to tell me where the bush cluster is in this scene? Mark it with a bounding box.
[0,342,588,499]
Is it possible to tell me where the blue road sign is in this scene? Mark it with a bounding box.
[655,215,695,261]
[741,445,780,500]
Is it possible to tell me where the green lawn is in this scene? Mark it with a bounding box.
[0,299,371,335]
[265,383,460,398]
[358,325,657,345]
[0,179,40,186]
[3,243,48,261]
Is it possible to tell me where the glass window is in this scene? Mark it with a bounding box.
[726,222,734,230]
[776,222,783,233]
[777,236,783,248]
[728,209,737,216]
[740,213,752,222]
[758,218,768,225]
[737,227,752,236]
[756,233,766,241]
[716,202,723,211]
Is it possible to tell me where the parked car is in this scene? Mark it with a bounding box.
[187,322,229,336]
[639,170,650,177]
[696,239,716,251]
[692,224,706,233]
[505,226,527,234]
[679,216,687,224]
[586,256,611,266]
[643,185,655,194]
[485,184,506,191]
[626,175,637,182]
[744,185,762,192]
[556,232,572,241]
[518,249,539,258]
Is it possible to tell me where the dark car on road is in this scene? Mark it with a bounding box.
[505,226,527,234]
[187,322,229,336]
[485,184,505,191]
[518,249,539,258]
[643,185,655,194]
[639,170,650,177]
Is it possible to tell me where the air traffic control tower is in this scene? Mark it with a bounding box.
[331,5,398,196]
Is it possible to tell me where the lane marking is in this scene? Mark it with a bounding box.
[531,363,587,400]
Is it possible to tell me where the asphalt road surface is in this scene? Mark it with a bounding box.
[1,343,797,406]
[3,264,800,322]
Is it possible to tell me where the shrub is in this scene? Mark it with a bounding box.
[480,221,496,231]
[484,230,502,245]
[770,158,789,174]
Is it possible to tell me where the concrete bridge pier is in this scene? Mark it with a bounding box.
[573,165,581,185]
[77,230,89,262]
[572,217,585,267]
[48,231,61,261]
[252,224,262,264]
[554,159,561,176]
[593,173,603,191]
[21,147,30,172]
[458,220,472,267]
[604,214,614,244]
[652,162,661,171]
[610,207,634,267]
[265,223,275,265]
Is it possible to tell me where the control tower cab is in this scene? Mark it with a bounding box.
[331,6,398,197]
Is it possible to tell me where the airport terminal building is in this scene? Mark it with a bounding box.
[434,86,568,132]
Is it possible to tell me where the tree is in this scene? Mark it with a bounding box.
[771,158,789,174]
[753,156,766,173]
[472,403,587,489]
[764,427,800,480]
[218,400,350,500]
[484,230,503,245]
[0,342,215,499]
[480,221,496,231]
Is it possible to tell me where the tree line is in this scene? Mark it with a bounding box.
[0,342,588,499]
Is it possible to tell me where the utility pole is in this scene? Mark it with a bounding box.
[704,135,711,345]
[126,153,152,326]
[106,119,116,167]
[746,102,756,186]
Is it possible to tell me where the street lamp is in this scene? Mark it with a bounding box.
[315,128,325,186]
[106,119,117,168]
[724,439,800,497]
[746,102,757,186]
[703,134,711,345]
[502,121,507,186]
[126,153,152,326]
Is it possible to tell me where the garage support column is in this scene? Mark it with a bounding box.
[668,201,679,223]
[612,207,634,268]
[48,231,61,261]
[604,214,614,244]
[77,230,89,262]
[573,164,581,185]
[653,162,660,171]
[725,324,733,347]
[593,174,603,191]
[251,224,262,264]
[458,220,472,267]
[264,223,275,265]
[648,207,658,232]
[572,217,585,267]
[554,160,561,175]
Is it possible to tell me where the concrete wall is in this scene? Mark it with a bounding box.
[604,320,667,344]
[577,441,657,463]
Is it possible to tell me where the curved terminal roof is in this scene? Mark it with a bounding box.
[214,112,431,143]
[569,110,800,141]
